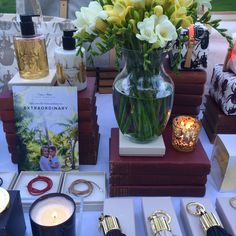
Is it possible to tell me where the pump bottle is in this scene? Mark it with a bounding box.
[54,30,87,91]
[13,15,49,80]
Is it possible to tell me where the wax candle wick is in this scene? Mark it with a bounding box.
[51,211,58,224]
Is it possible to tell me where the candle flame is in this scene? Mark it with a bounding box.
[185,121,194,129]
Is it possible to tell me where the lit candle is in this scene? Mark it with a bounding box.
[172,116,201,152]
[30,193,76,236]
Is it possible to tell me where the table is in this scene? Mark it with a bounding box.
[0,94,234,236]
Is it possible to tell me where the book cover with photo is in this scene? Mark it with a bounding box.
[12,86,79,172]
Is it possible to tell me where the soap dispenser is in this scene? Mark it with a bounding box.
[54,30,87,91]
[13,15,49,80]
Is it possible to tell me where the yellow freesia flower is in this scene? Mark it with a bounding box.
[175,0,193,8]
[104,2,131,25]
[171,6,193,28]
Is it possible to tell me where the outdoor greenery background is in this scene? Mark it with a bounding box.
[1,0,236,13]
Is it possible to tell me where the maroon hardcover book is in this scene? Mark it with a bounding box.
[79,117,99,133]
[78,77,97,110]
[204,96,236,132]
[109,127,211,175]
[164,60,207,84]
[203,110,236,133]
[79,134,100,165]
[3,122,16,134]
[109,185,206,197]
[109,174,207,186]
[0,110,14,122]
[0,90,13,111]
[175,84,204,95]
[79,128,99,146]
[79,106,97,122]
[201,115,216,144]
[174,94,203,106]
[172,105,200,116]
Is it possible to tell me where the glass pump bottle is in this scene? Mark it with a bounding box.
[14,15,49,79]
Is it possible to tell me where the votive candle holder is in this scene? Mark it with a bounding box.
[172,115,201,152]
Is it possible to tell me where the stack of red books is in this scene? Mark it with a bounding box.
[202,95,236,143]
[109,126,210,197]
[78,78,100,164]
[0,77,99,165]
[164,61,207,120]
[97,68,118,94]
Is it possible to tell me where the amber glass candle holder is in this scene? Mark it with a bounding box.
[172,116,201,152]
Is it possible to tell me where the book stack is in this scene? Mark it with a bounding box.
[78,78,100,164]
[0,77,99,165]
[97,68,118,94]
[164,61,207,120]
[202,95,236,143]
[109,126,210,197]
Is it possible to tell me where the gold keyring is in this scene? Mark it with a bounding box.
[148,210,171,224]
[229,197,236,209]
[186,202,205,216]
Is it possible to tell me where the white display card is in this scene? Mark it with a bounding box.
[13,171,63,209]
[61,171,106,211]
[181,198,223,236]
[216,197,236,235]
[8,69,56,90]
[211,134,236,192]
[0,172,18,189]
[119,130,166,156]
[103,198,135,236]
[142,197,182,236]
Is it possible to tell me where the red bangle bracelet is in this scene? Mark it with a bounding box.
[27,175,53,196]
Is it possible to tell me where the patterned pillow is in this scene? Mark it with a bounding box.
[209,64,236,115]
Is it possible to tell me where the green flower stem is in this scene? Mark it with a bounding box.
[119,92,162,142]
[118,95,129,129]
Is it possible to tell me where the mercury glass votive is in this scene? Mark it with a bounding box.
[172,116,201,152]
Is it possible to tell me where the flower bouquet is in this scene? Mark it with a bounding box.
[73,0,232,142]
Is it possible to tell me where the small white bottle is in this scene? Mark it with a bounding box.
[54,30,87,91]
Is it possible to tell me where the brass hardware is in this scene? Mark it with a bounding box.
[186,202,221,232]
[148,210,172,235]
[99,214,121,236]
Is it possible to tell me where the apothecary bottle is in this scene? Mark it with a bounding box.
[13,15,49,80]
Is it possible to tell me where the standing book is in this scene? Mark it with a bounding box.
[12,86,79,172]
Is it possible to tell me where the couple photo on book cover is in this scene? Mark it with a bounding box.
[12,86,79,172]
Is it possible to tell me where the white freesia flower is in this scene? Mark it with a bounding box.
[195,0,212,10]
[136,15,177,47]
[136,15,158,43]
[73,1,108,35]
[155,16,177,47]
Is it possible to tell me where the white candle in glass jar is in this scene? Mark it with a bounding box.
[30,196,74,226]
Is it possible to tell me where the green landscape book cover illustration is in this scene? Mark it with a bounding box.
[13,86,79,172]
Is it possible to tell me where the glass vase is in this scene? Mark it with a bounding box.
[112,49,174,143]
